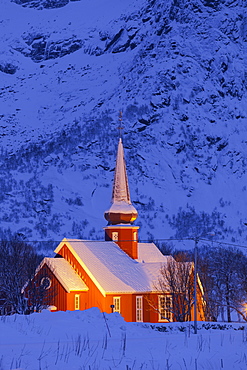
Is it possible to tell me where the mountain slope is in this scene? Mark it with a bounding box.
[0,0,247,247]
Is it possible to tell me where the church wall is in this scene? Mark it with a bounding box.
[104,293,161,322]
[66,291,87,311]
[52,275,67,311]
[54,245,150,321]
[56,245,150,321]
[105,294,134,321]
[141,293,159,323]
[28,263,67,311]
[56,244,107,311]
[53,244,205,322]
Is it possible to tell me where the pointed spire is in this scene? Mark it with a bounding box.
[104,138,138,225]
[111,138,131,204]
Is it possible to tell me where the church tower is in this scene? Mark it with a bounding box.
[104,138,139,259]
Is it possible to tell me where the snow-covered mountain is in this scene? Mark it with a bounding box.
[0,0,247,247]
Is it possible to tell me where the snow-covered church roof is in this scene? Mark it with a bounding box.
[40,257,89,293]
[54,238,173,296]
[137,243,174,263]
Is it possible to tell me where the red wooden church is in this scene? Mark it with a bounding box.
[28,138,205,323]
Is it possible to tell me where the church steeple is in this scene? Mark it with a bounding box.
[104,137,139,259]
[104,138,138,225]
[112,137,131,204]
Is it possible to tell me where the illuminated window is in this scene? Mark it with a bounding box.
[136,296,143,322]
[112,232,118,241]
[75,294,80,310]
[133,231,137,241]
[113,297,121,313]
[158,295,172,322]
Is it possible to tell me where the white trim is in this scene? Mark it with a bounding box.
[75,294,80,310]
[113,297,121,313]
[133,231,137,241]
[158,295,173,322]
[136,296,143,322]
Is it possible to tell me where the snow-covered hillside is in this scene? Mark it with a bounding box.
[0,0,247,245]
[0,308,247,369]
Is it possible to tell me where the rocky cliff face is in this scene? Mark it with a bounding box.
[0,0,246,247]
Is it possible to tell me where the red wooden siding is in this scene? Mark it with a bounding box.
[29,243,205,322]
[56,244,107,311]
[54,244,157,320]
[26,264,67,311]
[104,226,139,259]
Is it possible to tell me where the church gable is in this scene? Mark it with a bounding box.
[40,258,88,293]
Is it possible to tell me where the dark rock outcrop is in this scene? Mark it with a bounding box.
[14,34,83,62]
[13,0,70,9]
[0,63,18,74]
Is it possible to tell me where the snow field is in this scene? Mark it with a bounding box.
[0,308,247,369]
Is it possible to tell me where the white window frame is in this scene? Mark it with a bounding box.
[158,295,173,322]
[113,297,121,313]
[75,294,80,310]
[112,232,118,241]
[136,296,143,322]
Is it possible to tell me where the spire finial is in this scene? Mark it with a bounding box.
[118,111,124,139]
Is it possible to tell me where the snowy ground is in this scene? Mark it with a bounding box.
[0,308,247,370]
